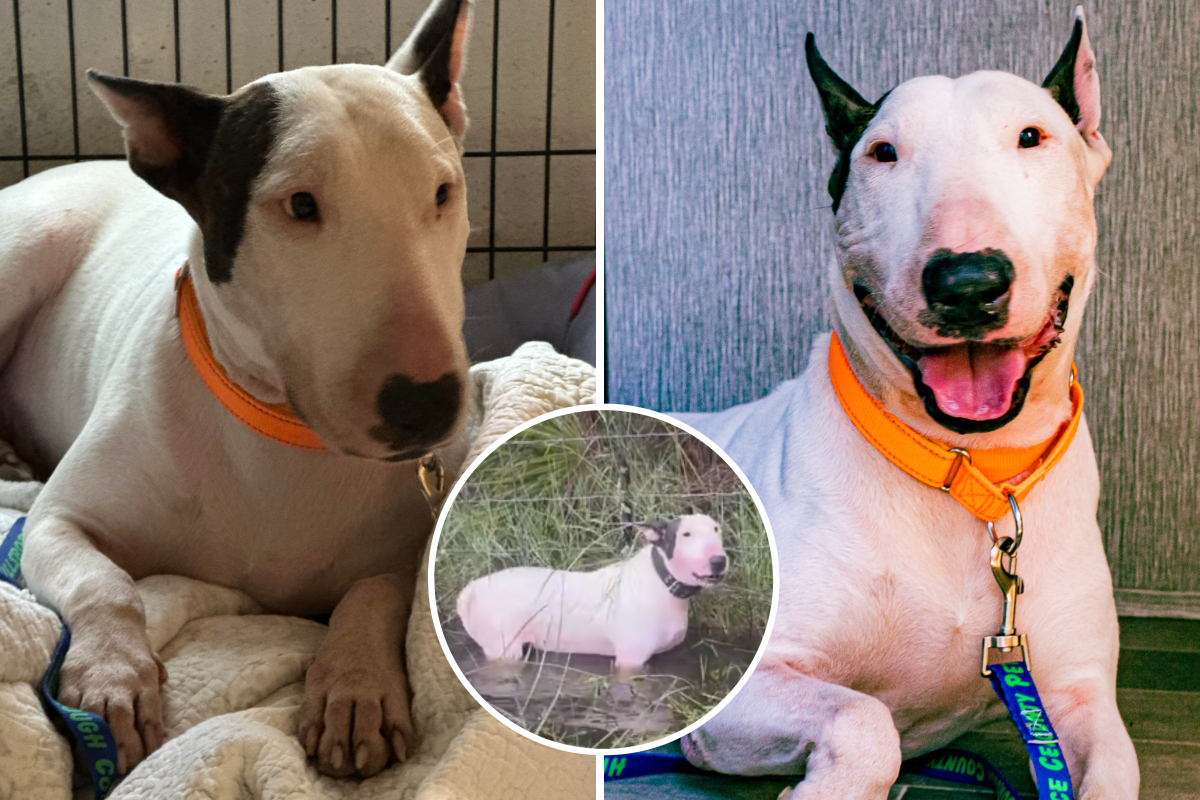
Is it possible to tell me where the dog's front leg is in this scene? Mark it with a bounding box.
[20,514,168,774]
[682,658,901,799]
[1042,678,1139,799]
[297,572,415,778]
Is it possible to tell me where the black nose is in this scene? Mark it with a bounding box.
[710,555,727,574]
[370,372,461,458]
[921,248,1014,337]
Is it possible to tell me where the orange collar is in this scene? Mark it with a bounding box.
[175,268,326,451]
[828,332,1083,523]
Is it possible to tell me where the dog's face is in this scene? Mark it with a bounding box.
[89,0,472,461]
[808,10,1111,439]
[640,514,729,587]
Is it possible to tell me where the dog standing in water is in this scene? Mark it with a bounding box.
[0,0,473,780]
[678,9,1138,799]
[457,514,728,670]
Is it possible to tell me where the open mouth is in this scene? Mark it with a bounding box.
[692,572,725,585]
[853,277,1073,434]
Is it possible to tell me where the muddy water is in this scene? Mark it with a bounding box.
[443,620,760,748]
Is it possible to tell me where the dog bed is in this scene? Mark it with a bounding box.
[0,341,597,800]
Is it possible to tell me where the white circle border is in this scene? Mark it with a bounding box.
[426,402,781,757]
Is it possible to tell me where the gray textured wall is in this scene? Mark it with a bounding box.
[604,1,1200,603]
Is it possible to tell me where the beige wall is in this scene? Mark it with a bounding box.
[0,0,595,287]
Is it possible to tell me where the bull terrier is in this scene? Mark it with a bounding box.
[456,514,728,670]
[0,0,474,780]
[677,9,1139,799]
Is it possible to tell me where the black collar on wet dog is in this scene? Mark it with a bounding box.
[651,545,704,599]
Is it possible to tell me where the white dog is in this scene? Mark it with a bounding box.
[456,514,728,670]
[678,9,1139,799]
[0,0,473,780]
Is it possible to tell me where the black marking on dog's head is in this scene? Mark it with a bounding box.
[195,84,280,284]
[88,71,280,284]
[804,34,890,214]
[1043,16,1084,126]
[647,519,681,560]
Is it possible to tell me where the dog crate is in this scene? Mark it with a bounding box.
[0,0,595,286]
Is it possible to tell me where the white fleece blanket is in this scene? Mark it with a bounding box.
[0,342,597,800]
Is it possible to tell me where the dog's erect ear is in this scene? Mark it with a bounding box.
[86,71,226,206]
[387,0,471,138]
[805,34,885,212]
[1043,7,1110,178]
[805,34,874,153]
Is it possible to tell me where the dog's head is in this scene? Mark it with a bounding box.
[638,514,728,587]
[88,0,473,461]
[808,7,1110,442]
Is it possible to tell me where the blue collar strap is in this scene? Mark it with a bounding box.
[1,518,121,798]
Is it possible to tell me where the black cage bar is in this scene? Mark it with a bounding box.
[4,0,596,279]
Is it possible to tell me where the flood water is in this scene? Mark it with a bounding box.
[444,620,761,748]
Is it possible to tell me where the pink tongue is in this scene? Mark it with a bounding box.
[917,345,1028,420]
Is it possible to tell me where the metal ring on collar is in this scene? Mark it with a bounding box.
[940,448,971,492]
[986,493,1023,553]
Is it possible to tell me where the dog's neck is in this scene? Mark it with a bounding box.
[185,237,289,406]
[646,545,704,599]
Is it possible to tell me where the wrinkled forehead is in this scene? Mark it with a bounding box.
[869,71,1069,142]
[256,65,461,193]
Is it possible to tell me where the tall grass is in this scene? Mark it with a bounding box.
[433,409,772,746]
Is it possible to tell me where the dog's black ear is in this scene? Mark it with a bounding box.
[1042,7,1109,181]
[805,34,885,213]
[388,0,472,138]
[1042,7,1102,139]
[805,34,874,153]
[87,71,226,207]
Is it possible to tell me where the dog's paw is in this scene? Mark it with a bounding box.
[58,627,168,774]
[296,650,414,778]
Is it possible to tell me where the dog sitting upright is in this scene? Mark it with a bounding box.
[457,514,728,670]
[677,9,1139,800]
[0,0,472,780]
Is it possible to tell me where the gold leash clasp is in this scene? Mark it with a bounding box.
[981,494,1031,677]
[417,453,447,521]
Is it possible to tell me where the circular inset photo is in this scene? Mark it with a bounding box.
[429,405,776,752]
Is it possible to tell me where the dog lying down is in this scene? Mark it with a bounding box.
[456,514,728,670]
[0,0,477,781]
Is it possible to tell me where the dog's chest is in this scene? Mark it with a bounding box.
[779,518,1015,741]
[183,457,433,613]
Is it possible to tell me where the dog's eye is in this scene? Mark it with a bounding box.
[871,142,898,163]
[436,183,449,207]
[682,532,691,537]
[288,192,319,221]
[1018,127,1042,149]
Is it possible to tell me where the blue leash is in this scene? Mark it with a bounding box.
[1,517,121,798]
[602,660,1070,799]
